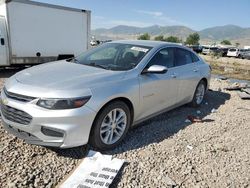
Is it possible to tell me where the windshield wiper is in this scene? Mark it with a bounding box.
[71,58,80,63]
[87,63,109,70]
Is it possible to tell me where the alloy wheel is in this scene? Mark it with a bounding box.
[100,108,127,145]
[196,83,205,105]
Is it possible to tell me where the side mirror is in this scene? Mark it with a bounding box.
[142,65,168,74]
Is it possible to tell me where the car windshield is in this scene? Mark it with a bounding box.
[73,43,152,71]
[229,49,236,52]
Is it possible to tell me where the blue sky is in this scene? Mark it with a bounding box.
[35,0,250,30]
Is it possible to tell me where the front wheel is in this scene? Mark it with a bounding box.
[89,101,131,150]
[191,80,206,107]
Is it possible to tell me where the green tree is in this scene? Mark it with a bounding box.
[185,32,200,45]
[137,33,150,40]
[235,42,240,47]
[221,40,231,45]
[154,35,165,41]
[165,36,182,43]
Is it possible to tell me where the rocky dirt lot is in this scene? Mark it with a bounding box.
[200,54,250,81]
[200,54,250,66]
[0,69,250,188]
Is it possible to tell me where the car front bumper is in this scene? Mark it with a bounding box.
[0,91,97,148]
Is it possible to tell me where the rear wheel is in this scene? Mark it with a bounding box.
[89,101,131,150]
[191,80,206,107]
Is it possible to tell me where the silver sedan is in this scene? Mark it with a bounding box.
[0,40,211,149]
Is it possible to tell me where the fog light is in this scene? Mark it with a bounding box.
[41,126,64,137]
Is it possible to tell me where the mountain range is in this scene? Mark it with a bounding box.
[92,25,250,46]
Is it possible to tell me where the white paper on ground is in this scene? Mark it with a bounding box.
[60,150,124,188]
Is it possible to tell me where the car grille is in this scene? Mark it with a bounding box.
[3,87,36,102]
[1,104,33,125]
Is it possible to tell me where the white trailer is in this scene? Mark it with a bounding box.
[0,0,91,67]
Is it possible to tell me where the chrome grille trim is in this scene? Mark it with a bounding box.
[3,87,36,102]
[1,104,32,125]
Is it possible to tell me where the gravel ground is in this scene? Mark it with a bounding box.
[0,69,250,188]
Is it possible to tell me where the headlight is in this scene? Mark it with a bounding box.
[37,96,91,110]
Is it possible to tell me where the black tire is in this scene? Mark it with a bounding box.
[191,80,206,107]
[89,101,131,150]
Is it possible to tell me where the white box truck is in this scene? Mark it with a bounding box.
[0,0,91,67]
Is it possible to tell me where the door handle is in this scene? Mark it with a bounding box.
[193,68,199,72]
[171,73,177,78]
[0,38,4,45]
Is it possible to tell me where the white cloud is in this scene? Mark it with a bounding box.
[157,16,187,26]
[135,9,188,26]
[135,10,163,17]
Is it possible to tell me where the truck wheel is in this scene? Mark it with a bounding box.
[191,80,206,107]
[89,101,131,150]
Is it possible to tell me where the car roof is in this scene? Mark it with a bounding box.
[109,40,183,48]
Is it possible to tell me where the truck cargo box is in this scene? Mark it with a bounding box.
[0,0,91,66]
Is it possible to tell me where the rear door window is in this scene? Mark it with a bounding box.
[175,48,193,66]
[191,52,200,62]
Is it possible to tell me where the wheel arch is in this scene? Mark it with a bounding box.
[89,97,134,139]
[200,77,208,90]
[103,97,134,125]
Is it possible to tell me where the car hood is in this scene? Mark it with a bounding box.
[14,60,126,90]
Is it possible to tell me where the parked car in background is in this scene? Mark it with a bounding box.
[209,47,219,55]
[221,48,229,57]
[227,48,240,57]
[213,48,229,57]
[189,45,203,53]
[90,40,112,46]
[1,40,211,150]
[238,49,250,59]
[90,40,98,46]
[202,46,218,55]
[241,50,250,60]
[202,46,210,55]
